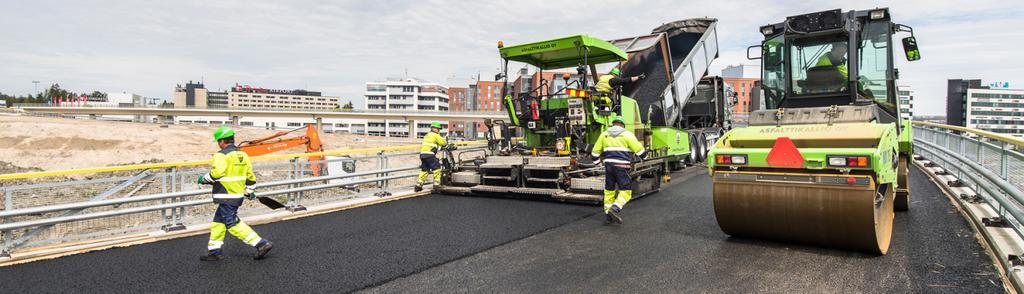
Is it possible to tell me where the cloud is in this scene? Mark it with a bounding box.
[0,0,1021,115]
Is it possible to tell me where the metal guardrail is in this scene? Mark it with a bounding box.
[0,144,488,257]
[0,140,487,180]
[912,121,1024,290]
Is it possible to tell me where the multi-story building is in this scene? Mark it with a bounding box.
[447,86,470,137]
[947,79,984,126]
[364,78,449,137]
[227,84,339,110]
[964,85,1024,137]
[173,81,209,108]
[897,85,914,120]
[721,64,761,114]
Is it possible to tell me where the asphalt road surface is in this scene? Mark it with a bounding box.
[0,166,1004,293]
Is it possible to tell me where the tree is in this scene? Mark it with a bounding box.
[341,101,354,110]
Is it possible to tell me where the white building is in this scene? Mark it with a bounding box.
[227,85,340,110]
[897,85,914,120]
[364,78,449,137]
[965,87,1024,137]
[721,64,761,79]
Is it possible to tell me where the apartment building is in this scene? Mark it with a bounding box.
[228,84,339,110]
[364,78,449,137]
[897,85,914,120]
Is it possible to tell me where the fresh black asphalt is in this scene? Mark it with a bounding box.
[364,167,1004,293]
[0,166,1004,293]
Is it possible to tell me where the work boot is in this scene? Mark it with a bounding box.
[608,205,623,224]
[414,184,423,192]
[199,250,224,261]
[254,240,274,260]
[605,212,615,224]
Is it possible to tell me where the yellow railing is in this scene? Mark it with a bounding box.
[913,121,1024,147]
[0,140,487,180]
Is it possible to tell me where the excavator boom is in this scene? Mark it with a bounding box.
[238,125,325,175]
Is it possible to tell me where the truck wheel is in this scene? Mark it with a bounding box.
[697,133,709,163]
[688,133,700,164]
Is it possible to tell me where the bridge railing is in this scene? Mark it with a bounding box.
[0,141,487,258]
[912,121,1024,287]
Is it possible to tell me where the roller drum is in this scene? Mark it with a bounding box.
[713,175,894,254]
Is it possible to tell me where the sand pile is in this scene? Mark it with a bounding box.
[0,114,417,172]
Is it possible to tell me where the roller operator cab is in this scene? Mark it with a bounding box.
[708,8,920,254]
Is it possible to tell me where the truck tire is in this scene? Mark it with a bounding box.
[697,133,708,163]
[688,133,700,164]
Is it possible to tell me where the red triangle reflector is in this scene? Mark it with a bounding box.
[766,137,804,168]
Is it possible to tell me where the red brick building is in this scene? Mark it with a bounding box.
[723,77,760,114]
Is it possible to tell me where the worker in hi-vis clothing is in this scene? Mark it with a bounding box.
[591,116,647,224]
[415,121,447,192]
[197,126,273,261]
[594,68,645,109]
[815,41,848,80]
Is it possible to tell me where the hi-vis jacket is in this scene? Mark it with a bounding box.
[815,54,848,79]
[595,74,632,94]
[207,145,256,206]
[591,126,645,164]
[420,132,447,154]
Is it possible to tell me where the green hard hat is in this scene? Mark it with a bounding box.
[610,68,620,75]
[430,121,442,129]
[213,126,235,142]
[612,116,625,124]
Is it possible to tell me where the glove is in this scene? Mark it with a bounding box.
[245,187,257,200]
[431,146,439,153]
[197,174,214,185]
[637,150,649,161]
[447,144,458,151]
[638,73,647,80]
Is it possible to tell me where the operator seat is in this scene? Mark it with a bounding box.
[798,66,845,94]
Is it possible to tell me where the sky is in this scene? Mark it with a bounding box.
[1,0,1022,115]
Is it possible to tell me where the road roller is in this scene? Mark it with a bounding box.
[707,8,920,254]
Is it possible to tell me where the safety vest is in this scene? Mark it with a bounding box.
[421,131,447,154]
[595,74,615,93]
[209,145,256,206]
[815,54,848,80]
[591,127,645,164]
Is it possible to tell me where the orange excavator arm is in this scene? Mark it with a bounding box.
[237,125,326,175]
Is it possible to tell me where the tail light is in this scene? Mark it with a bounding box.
[827,155,870,168]
[715,154,747,165]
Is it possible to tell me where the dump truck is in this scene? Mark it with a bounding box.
[438,18,721,202]
[707,8,921,254]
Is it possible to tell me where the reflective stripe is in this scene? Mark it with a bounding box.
[591,153,600,158]
[603,147,631,152]
[603,158,631,164]
[421,151,435,154]
[207,240,224,250]
[217,176,247,182]
[213,193,244,199]
[243,232,261,245]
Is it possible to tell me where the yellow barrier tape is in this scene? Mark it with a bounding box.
[912,121,1024,147]
[0,140,487,180]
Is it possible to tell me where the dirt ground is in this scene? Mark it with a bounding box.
[0,113,418,172]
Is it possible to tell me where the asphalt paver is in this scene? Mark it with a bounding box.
[365,166,1004,293]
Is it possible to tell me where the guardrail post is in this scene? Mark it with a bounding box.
[374,151,392,197]
[286,158,306,212]
[1001,141,1010,181]
[162,167,186,232]
[2,188,12,257]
